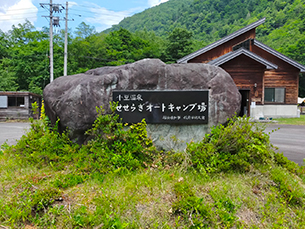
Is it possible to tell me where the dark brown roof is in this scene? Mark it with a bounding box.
[208,47,278,69]
[0,91,41,97]
[177,18,266,64]
[253,40,305,72]
[177,18,305,72]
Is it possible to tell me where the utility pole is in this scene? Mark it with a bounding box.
[40,1,63,83]
[64,1,68,76]
[49,0,54,82]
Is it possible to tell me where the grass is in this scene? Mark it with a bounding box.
[1,155,305,229]
[274,114,305,125]
[0,156,305,228]
[1,112,305,228]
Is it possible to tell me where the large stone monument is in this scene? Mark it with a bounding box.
[43,59,241,151]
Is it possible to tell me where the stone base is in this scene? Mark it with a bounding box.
[250,104,299,119]
[146,124,211,152]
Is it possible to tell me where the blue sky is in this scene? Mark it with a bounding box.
[0,0,169,33]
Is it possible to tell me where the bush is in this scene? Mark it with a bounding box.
[75,105,157,173]
[2,117,79,170]
[2,103,157,174]
[187,116,276,173]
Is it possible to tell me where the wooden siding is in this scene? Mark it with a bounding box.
[252,45,300,72]
[0,107,31,120]
[186,28,299,107]
[252,45,299,104]
[221,55,265,105]
[264,71,299,104]
[189,29,256,63]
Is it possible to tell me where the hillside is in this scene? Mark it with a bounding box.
[106,0,305,59]
[104,0,305,97]
[1,0,305,97]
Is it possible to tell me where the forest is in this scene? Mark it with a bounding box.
[1,0,305,96]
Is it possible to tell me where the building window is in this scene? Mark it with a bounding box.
[264,88,285,103]
[0,96,8,108]
[233,39,253,51]
[8,96,25,107]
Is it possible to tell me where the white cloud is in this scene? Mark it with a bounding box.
[67,1,78,7]
[0,0,38,32]
[48,0,77,7]
[84,4,136,32]
[148,0,169,7]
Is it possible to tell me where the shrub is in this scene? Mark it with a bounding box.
[76,104,157,173]
[2,103,157,174]
[187,116,276,173]
[2,117,79,170]
[274,152,305,175]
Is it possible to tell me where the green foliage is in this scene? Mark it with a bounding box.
[0,58,19,91]
[2,113,305,228]
[74,22,96,39]
[172,182,213,228]
[2,117,79,170]
[31,101,39,119]
[0,183,61,226]
[163,27,194,62]
[271,167,305,206]
[172,181,238,228]
[2,103,156,175]
[52,173,88,189]
[187,117,275,174]
[77,104,157,173]
[104,28,160,65]
[274,152,304,175]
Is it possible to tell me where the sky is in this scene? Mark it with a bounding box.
[0,0,169,33]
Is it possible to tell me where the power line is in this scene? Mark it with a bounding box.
[0,16,39,22]
[0,7,39,12]
[0,11,44,19]
[74,3,127,13]
[69,8,127,18]
[0,11,43,16]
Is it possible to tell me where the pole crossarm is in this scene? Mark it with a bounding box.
[40,0,65,82]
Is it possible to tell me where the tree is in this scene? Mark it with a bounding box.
[0,58,18,91]
[74,22,96,39]
[105,28,155,65]
[285,38,305,97]
[6,20,35,46]
[163,27,194,63]
[0,21,55,93]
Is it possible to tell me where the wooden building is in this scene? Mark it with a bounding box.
[0,91,41,120]
[177,18,305,118]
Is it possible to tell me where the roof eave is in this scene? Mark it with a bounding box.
[208,48,278,69]
[177,18,266,64]
[254,40,305,72]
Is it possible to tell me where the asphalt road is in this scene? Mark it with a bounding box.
[265,124,305,166]
[0,122,30,147]
[0,122,304,165]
